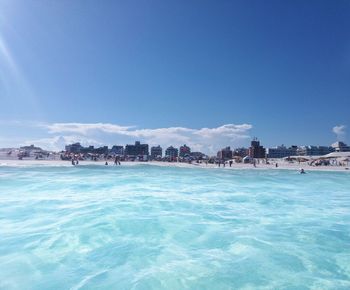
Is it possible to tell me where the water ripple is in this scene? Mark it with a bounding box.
[0,165,349,289]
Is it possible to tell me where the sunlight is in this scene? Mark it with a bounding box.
[0,32,19,77]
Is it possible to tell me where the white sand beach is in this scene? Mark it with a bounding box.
[0,158,349,172]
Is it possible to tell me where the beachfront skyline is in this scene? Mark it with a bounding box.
[0,0,349,151]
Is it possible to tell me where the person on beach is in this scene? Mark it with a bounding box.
[105,161,108,165]
[114,156,121,165]
[229,160,233,167]
[71,159,76,166]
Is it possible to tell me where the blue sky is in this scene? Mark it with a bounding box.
[0,0,349,153]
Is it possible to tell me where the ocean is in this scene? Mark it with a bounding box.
[0,164,349,289]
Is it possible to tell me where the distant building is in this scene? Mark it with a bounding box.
[266,145,297,158]
[165,146,178,158]
[150,145,162,159]
[19,144,45,158]
[94,146,108,155]
[65,143,83,153]
[66,144,109,155]
[217,146,233,160]
[297,146,334,156]
[331,141,350,152]
[110,145,124,155]
[79,145,94,154]
[87,146,95,152]
[190,151,206,160]
[233,147,248,157]
[179,144,191,157]
[20,144,43,152]
[124,141,149,156]
[248,138,266,158]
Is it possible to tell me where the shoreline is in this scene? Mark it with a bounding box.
[0,159,349,173]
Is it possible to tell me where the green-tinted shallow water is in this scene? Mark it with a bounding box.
[0,164,349,289]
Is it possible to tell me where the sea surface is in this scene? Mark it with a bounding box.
[0,164,349,290]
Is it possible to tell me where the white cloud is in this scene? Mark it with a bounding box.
[45,123,133,135]
[195,124,252,139]
[332,125,346,140]
[24,135,103,152]
[39,122,253,154]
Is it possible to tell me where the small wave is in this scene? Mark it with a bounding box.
[70,269,109,290]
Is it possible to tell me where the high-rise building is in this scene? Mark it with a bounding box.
[94,146,109,155]
[124,141,149,156]
[217,146,233,160]
[179,144,191,157]
[110,145,124,155]
[233,147,248,157]
[248,138,266,158]
[65,143,83,153]
[165,146,178,158]
[150,145,162,159]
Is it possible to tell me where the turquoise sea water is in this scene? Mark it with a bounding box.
[0,164,349,290]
